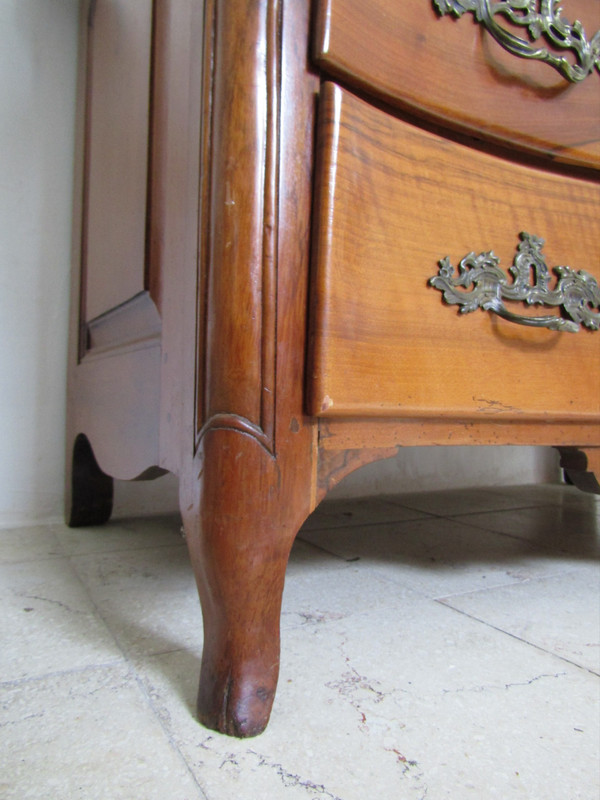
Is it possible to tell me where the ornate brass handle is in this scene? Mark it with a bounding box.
[429,232,600,332]
[434,1,600,83]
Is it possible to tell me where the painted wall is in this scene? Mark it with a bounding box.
[0,2,559,527]
[0,1,79,526]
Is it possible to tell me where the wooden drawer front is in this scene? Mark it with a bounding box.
[313,0,600,168]
[309,84,600,422]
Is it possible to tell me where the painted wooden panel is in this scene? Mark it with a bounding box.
[82,0,153,321]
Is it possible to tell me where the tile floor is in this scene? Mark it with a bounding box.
[0,483,598,800]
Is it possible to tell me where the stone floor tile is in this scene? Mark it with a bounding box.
[134,592,599,800]
[453,505,599,556]
[302,496,430,531]
[439,568,600,673]
[385,486,535,517]
[0,525,64,564]
[299,516,565,598]
[0,665,204,800]
[55,514,185,556]
[0,483,598,800]
[70,545,202,658]
[0,558,123,682]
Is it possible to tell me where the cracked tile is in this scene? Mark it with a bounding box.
[0,558,123,681]
[133,583,599,800]
[281,563,420,631]
[1,486,598,799]
[277,599,599,800]
[439,568,600,673]
[0,665,204,800]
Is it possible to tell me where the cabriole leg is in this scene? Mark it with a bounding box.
[181,428,310,738]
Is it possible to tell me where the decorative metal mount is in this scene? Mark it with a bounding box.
[433,1,600,83]
[429,232,600,333]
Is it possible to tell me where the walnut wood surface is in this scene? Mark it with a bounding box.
[176,0,319,736]
[310,83,600,421]
[314,0,600,167]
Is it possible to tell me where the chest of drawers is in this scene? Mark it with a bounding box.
[67,0,600,736]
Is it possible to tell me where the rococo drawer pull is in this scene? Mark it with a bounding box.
[429,232,600,332]
[433,1,600,83]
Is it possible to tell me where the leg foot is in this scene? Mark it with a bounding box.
[181,428,310,737]
[67,434,114,527]
[557,447,600,495]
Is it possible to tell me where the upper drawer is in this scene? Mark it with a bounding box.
[313,0,600,168]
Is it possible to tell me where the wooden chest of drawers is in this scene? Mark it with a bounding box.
[67,0,600,736]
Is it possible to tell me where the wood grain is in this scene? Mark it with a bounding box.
[178,0,319,737]
[318,418,600,451]
[314,0,600,167]
[309,83,600,421]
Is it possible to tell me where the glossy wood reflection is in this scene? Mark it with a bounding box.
[314,0,600,166]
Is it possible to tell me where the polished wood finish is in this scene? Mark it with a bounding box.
[314,0,600,167]
[309,83,600,420]
[67,0,599,738]
[176,0,319,737]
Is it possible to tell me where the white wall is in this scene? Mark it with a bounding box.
[0,2,559,527]
[0,1,79,525]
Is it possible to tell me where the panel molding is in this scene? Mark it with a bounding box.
[196,0,281,455]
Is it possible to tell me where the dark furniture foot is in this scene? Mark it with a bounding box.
[67,434,114,527]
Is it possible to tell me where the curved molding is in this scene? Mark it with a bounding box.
[434,0,600,83]
[316,445,400,503]
[197,413,277,457]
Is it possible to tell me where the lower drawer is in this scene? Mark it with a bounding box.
[309,83,600,422]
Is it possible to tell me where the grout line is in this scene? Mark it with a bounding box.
[300,513,433,533]
[60,539,188,560]
[130,666,211,800]
[0,658,128,689]
[434,601,600,677]
[432,565,592,603]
